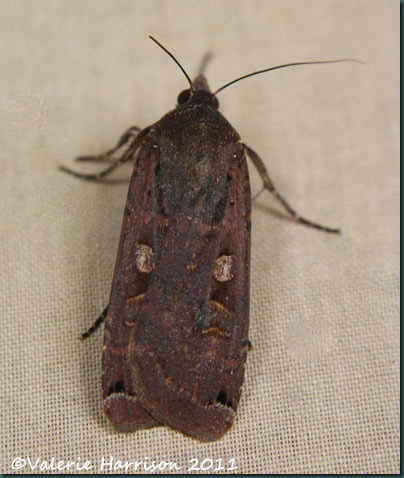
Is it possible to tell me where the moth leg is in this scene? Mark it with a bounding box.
[76,126,141,163]
[60,126,150,181]
[60,151,132,180]
[197,52,214,75]
[80,306,108,340]
[243,143,340,234]
[243,339,253,350]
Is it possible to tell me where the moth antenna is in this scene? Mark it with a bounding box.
[149,35,194,91]
[213,58,364,95]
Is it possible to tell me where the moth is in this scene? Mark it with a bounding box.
[61,36,359,441]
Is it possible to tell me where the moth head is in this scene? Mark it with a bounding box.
[177,74,219,109]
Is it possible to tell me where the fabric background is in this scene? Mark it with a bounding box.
[0,0,399,474]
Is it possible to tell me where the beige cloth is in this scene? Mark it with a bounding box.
[0,0,398,474]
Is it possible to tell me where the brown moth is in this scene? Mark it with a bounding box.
[61,37,359,441]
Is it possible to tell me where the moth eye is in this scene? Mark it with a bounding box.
[134,243,155,273]
[212,96,219,109]
[213,254,234,282]
[177,89,191,105]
